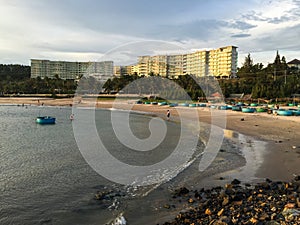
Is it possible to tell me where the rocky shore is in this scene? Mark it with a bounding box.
[160,177,300,225]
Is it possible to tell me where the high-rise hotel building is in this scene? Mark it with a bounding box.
[136,46,238,78]
[30,59,114,80]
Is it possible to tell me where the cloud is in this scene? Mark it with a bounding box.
[0,0,300,66]
[229,21,257,30]
[231,34,251,38]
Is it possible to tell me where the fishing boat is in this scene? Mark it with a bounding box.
[241,107,256,113]
[232,105,242,111]
[274,110,293,116]
[36,116,56,124]
[256,107,267,112]
[158,102,167,106]
[292,110,300,116]
[179,103,189,107]
[288,109,300,116]
[219,105,229,110]
[169,103,178,107]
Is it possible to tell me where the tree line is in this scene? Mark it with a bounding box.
[0,65,76,95]
[0,51,299,100]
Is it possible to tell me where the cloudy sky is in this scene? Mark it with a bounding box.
[1,0,300,67]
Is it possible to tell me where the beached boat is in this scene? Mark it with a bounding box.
[198,103,206,107]
[169,103,178,107]
[158,102,167,106]
[289,109,300,116]
[189,103,197,107]
[232,105,242,111]
[250,103,258,107]
[36,116,56,124]
[179,103,189,107]
[276,110,293,116]
[219,105,229,110]
[241,107,256,113]
[256,107,267,112]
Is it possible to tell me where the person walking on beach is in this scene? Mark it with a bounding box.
[166,110,170,120]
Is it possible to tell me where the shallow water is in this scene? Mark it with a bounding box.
[0,105,250,225]
[0,105,204,224]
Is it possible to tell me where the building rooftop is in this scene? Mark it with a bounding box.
[287,59,300,65]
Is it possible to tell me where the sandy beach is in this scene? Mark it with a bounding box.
[1,96,299,183]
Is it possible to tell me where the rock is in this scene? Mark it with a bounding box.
[163,204,171,209]
[217,208,224,217]
[173,187,189,197]
[212,221,228,225]
[249,217,258,223]
[294,175,300,181]
[205,208,212,215]
[188,198,194,203]
[259,212,269,221]
[222,196,230,206]
[231,179,241,185]
[265,221,280,225]
[161,176,300,225]
[284,203,295,209]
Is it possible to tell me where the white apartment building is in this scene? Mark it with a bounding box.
[31,59,113,80]
[135,46,238,78]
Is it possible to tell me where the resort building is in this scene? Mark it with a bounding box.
[208,46,238,78]
[30,59,114,80]
[134,46,238,78]
[31,46,237,79]
[113,65,138,76]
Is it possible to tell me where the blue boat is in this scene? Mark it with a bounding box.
[232,106,242,111]
[292,110,300,116]
[276,110,292,116]
[242,107,256,113]
[179,103,189,107]
[158,102,167,106]
[169,103,178,107]
[219,105,229,110]
[36,116,56,124]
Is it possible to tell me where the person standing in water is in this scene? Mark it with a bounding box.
[166,110,170,120]
[70,114,74,121]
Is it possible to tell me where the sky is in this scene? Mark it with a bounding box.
[1,0,300,67]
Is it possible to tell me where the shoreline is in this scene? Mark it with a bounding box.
[1,97,299,182]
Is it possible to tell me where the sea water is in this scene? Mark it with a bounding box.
[0,105,204,225]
